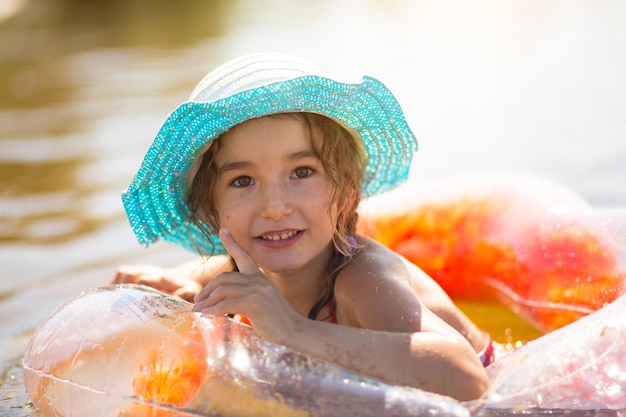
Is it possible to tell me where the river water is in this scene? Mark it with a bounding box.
[1,0,625,415]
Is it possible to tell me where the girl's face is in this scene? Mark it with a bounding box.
[212,116,336,274]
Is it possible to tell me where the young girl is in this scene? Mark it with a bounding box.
[115,53,491,401]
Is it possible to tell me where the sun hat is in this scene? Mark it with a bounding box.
[122,53,418,255]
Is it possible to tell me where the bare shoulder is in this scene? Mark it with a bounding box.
[339,236,423,289]
[348,237,456,306]
[333,237,423,332]
[338,237,485,353]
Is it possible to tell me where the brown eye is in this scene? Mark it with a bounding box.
[293,167,313,179]
[232,176,253,187]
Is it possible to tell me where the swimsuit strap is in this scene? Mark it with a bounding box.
[327,300,337,323]
[307,288,335,321]
[477,332,495,367]
[307,297,337,323]
[307,236,357,322]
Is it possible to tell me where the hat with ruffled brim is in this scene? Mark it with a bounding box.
[122,53,418,255]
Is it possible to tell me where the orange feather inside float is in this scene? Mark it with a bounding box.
[131,323,208,411]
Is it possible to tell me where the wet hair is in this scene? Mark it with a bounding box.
[187,112,367,258]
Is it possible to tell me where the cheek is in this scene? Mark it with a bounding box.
[326,203,340,234]
[310,187,338,229]
[310,176,334,204]
[215,196,247,229]
[215,204,233,227]
[212,193,228,227]
[324,183,338,216]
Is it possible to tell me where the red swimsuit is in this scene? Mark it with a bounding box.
[327,301,337,324]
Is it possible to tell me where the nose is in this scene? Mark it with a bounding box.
[259,181,293,220]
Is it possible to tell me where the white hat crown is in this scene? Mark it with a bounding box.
[190,53,325,103]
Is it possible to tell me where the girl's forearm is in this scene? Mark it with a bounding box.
[281,319,488,401]
[176,255,233,286]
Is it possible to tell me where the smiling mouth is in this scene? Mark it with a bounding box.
[260,230,300,241]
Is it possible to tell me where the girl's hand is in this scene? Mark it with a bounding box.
[112,264,202,302]
[193,228,303,343]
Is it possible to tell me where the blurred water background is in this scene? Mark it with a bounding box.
[1,0,625,415]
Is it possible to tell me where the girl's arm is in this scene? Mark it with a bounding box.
[112,255,232,301]
[282,311,488,401]
[280,257,489,401]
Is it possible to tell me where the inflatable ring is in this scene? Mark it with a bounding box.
[23,285,472,417]
[23,174,626,416]
[358,174,626,332]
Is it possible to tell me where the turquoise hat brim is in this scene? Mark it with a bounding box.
[122,75,417,255]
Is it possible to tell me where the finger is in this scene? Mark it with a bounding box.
[175,289,195,302]
[219,228,260,275]
[113,265,149,285]
[136,275,177,293]
[113,273,137,284]
[196,296,240,319]
[112,269,130,284]
[173,283,201,302]
[192,276,244,311]
[193,271,244,304]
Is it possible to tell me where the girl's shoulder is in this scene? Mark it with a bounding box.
[333,237,422,330]
[348,236,410,279]
[347,236,451,300]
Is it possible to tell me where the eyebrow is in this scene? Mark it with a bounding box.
[217,160,251,176]
[217,150,319,176]
[288,149,319,161]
